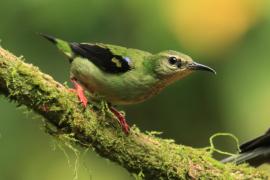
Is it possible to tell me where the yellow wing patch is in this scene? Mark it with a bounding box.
[111,58,122,68]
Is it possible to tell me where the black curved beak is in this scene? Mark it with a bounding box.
[188,62,216,74]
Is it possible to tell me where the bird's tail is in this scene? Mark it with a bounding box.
[221,147,270,167]
[39,33,73,59]
[222,129,270,167]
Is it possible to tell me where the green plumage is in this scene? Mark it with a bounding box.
[41,34,215,105]
[71,47,156,104]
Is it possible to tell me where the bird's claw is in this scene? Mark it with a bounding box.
[70,79,88,108]
[110,107,130,134]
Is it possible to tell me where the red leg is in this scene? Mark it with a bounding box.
[70,78,88,108]
[109,107,130,134]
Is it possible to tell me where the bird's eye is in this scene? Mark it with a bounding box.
[168,56,177,65]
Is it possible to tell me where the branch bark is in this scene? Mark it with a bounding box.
[0,47,267,179]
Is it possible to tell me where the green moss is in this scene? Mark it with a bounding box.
[0,48,268,179]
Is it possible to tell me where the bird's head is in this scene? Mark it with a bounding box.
[152,50,216,84]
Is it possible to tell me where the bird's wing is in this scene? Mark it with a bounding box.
[70,42,133,74]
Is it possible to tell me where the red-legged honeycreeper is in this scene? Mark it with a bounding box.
[40,34,216,134]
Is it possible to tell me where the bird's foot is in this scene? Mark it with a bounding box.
[70,78,88,108]
[109,107,130,134]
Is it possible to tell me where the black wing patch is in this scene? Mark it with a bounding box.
[70,43,132,74]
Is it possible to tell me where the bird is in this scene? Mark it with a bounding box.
[221,129,270,167]
[40,33,216,134]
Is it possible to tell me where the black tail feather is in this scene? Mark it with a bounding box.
[222,129,270,167]
[240,128,270,152]
[221,147,270,167]
[39,33,57,44]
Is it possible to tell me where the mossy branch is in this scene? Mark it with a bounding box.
[0,47,267,179]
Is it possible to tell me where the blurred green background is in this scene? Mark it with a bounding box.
[1,0,270,179]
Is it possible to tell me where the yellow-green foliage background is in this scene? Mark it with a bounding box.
[0,0,270,179]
